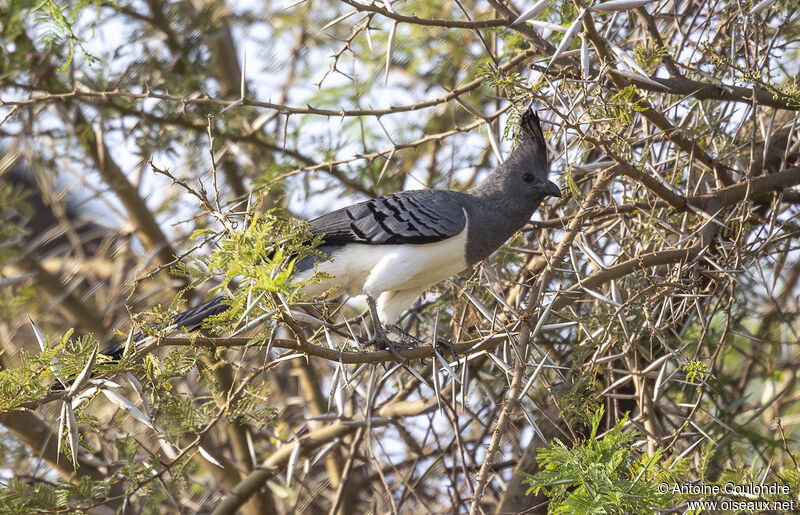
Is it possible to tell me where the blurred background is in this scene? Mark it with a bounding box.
[1,0,800,513]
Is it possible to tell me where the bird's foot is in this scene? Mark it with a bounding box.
[384,324,459,361]
[363,316,408,364]
[386,324,423,348]
[367,332,412,366]
[385,325,459,362]
[364,294,411,365]
[434,337,459,362]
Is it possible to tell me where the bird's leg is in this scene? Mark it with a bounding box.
[365,295,412,364]
[365,294,389,345]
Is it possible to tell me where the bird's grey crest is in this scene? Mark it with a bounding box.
[510,107,551,184]
[470,106,559,203]
[518,107,545,148]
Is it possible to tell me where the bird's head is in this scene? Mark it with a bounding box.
[511,108,561,203]
[472,107,561,206]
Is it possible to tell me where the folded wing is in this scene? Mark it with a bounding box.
[309,189,467,245]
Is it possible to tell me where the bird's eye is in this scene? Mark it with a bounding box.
[522,173,534,183]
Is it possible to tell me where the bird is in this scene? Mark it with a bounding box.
[102,107,559,359]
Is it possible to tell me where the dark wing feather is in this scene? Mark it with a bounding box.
[309,190,467,245]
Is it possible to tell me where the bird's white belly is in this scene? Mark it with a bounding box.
[294,224,469,322]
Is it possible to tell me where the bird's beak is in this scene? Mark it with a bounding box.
[542,180,561,198]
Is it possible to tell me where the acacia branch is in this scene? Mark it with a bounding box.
[339,0,507,29]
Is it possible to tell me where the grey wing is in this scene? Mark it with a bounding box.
[308,190,467,245]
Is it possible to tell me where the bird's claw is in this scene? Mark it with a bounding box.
[382,325,459,361]
[386,324,423,347]
[435,337,459,361]
[367,333,411,366]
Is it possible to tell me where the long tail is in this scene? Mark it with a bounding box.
[101,296,230,360]
[99,248,328,360]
